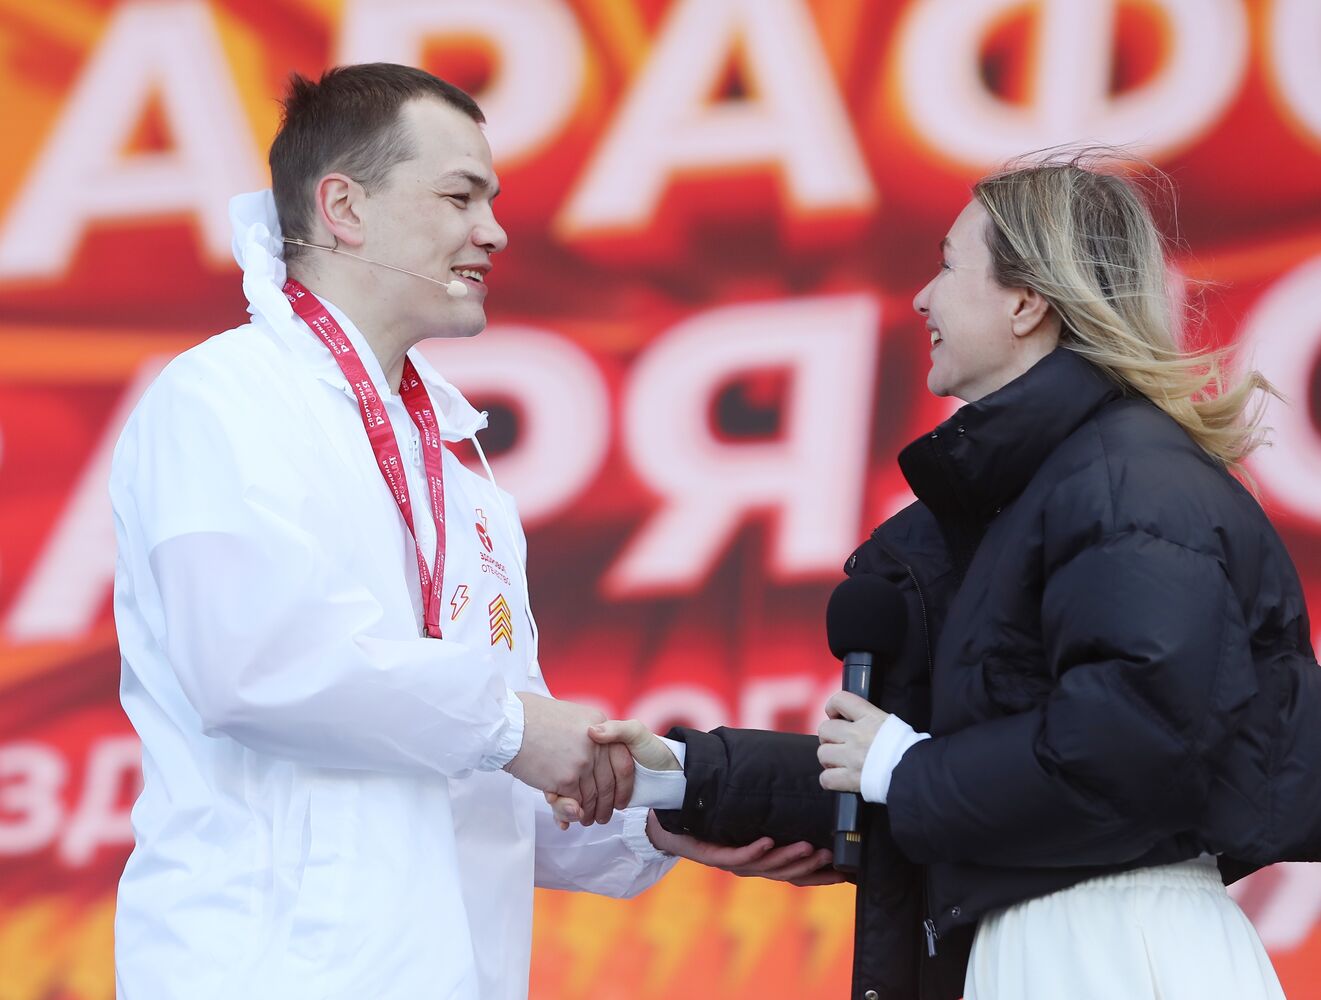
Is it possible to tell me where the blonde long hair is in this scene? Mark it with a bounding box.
[972,150,1275,477]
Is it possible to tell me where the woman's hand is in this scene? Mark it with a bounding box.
[817,691,890,794]
[644,812,844,887]
[588,719,681,771]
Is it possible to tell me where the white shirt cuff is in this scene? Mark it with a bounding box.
[481,688,526,771]
[621,807,671,861]
[628,736,688,809]
[859,715,930,804]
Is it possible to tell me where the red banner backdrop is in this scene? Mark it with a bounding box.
[3,1,1321,997]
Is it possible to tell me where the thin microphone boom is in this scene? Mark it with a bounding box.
[281,237,469,298]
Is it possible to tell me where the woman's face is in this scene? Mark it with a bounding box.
[912,199,1042,403]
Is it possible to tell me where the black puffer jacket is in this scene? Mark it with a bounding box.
[657,348,1321,999]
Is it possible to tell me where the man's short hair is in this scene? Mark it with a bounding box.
[269,63,484,261]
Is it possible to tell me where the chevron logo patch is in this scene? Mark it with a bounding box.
[489,594,514,650]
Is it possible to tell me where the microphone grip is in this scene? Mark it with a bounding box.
[842,651,872,699]
[833,651,873,873]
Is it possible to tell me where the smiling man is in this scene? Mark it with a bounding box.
[108,64,679,1000]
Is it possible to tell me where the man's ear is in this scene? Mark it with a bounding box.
[313,173,367,249]
[1009,286,1052,339]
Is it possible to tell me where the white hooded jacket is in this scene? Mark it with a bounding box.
[110,191,673,1000]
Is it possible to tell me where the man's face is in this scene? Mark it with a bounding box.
[360,98,506,339]
[911,199,1025,402]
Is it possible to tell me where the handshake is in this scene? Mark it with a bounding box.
[502,692,681,827]
[505,689,890,886]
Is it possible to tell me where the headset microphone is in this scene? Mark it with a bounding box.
[282,238,469,298]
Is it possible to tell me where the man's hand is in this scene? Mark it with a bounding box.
[504,692,634,825]
[644,811,844,887]
[817,690,890,794]
[544,718,678,828]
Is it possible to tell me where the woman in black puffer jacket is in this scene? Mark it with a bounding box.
[556,155,1320,1000]
[806,155,1317,999]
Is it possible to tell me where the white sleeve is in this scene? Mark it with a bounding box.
[532,800,677,897]
[627,737,687,809]
[859,715,930,804]
[113,365,523,777]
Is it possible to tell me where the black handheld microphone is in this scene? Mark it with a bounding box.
[824,574,908,873]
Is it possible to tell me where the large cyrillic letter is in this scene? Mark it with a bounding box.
[895,0,1247,167]
[609,294,879,594]
[339,0,585,165]
[1269,0,1321,144]
[1241,256,1321,529]
[0,742,66,855]
[0,2,262,278]
[5,357,168,642]
[559,0,874,236]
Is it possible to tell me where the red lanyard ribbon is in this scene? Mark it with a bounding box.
[284,278,447,638]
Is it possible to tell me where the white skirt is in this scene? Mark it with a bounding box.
[964,857,1287,1000]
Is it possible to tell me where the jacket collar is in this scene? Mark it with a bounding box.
[898,348,1122,520]
[227,190,487,443]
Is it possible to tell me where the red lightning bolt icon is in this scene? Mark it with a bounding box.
[450,585,470,622]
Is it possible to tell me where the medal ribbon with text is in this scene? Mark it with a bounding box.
[285,278,447,638]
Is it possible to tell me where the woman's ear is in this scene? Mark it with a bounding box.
[1008,286,1054,340]
[314,173,367,249]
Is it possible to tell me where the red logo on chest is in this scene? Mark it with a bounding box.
[475,508,494,553]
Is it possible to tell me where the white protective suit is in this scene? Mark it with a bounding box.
[110,190,674,1000]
